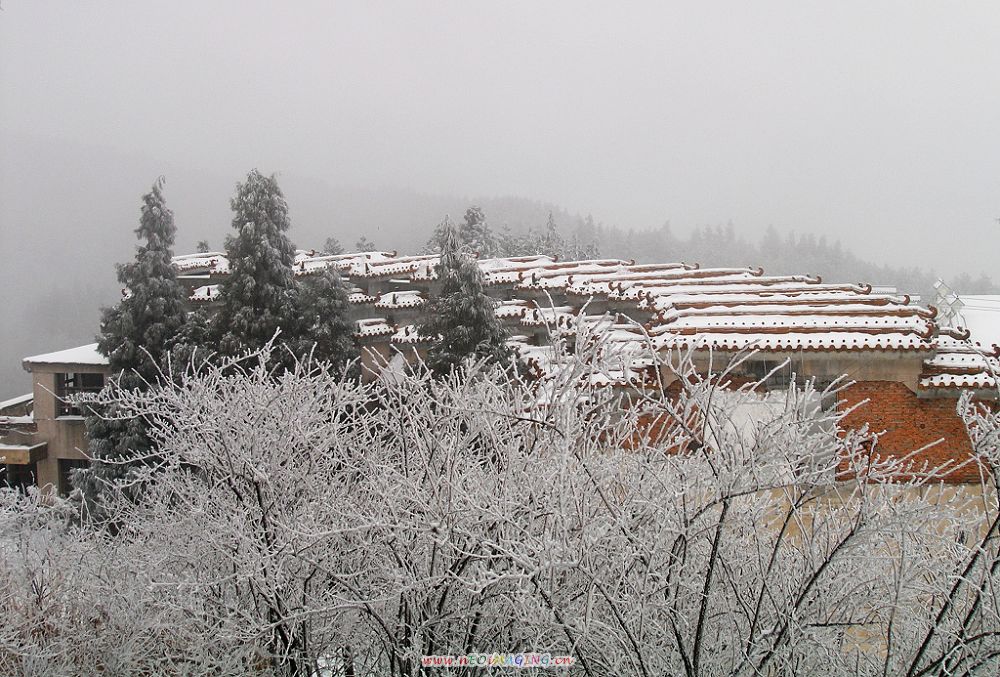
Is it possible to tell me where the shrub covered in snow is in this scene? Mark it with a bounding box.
[2,341,999,676]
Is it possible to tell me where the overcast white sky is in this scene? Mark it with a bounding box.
[2,1,999,275]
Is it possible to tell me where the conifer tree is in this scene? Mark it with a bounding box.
[425,207,500,257]
[570,214,601,259]
[78,178,190,502]
[423,215,456,254]
[322,237,344,256]
[459,206,499,257]
[540,211,565,259]
[356,235,377,251]
[288,267,356,371]
[496,222,518,257]
[419,219,510,375]
[214,169,298,357]
[165,307,213,379]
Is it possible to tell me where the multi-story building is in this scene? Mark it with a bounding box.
[3,248,997,494]
[1,345,109,494]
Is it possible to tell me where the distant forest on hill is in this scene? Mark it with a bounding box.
[405,199,997,302]
[592,222,998,302]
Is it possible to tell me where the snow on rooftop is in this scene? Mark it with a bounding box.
[652,331,935,353]
[190,284,219,302]
[355,318,394,338]
[919,335,1000,390]
[374,290,425,310]
[390,324,425,344]
[23,344,108,368]
[162,246,1000,390]
[0,392,33,411]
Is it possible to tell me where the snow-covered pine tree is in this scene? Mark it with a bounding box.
[356,235,377,251]
[78,177,190,503]
[322,237,344,255]
[495,222,519,257]
[214,169,299,358]
[540,211,565,259]
[513,226,538,257]
[425,207,500,257]
[288,266,356,371]
[422,215,454,254]
[459,206,499,257]
[570,214,601,259]
[165,307,213,379]
[419,219,510,375]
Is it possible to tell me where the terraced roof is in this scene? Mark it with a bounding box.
[172,249,999,392]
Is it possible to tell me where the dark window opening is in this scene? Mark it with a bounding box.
[56,372,104,417]
[1,463,36,493]
[745,359,836,403]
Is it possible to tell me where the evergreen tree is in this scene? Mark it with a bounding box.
[460,206,499,257]
[423,216,455,254]
[196,239,210,253]
[540,211,565,259]
[425,207,499,257]
[496,222,519,257]
[288,267,356,371]
[165,307,214,379]
[569,214,601,260]
[78,178,190,504]
[214,169,298,357]
[323,237,344,256]
[356,235,377,251]
[519,227,539,257]
[419,219,510,375]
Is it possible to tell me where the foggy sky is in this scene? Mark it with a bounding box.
[3,1,999,272]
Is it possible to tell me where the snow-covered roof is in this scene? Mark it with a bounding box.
[496,299,531,319]
[919,333,1000,390]
[0,392,32,412]
[374,290,425,310]
[0,414,33,427]
[22,344,108,370]
[165,246,1000,392]
[348,291,377,305]
[190,284,219,303]
[355,318,394,338]
[172,251,228,275]
[390,324,425,344]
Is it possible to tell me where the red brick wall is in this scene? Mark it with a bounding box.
[838,381,982,484]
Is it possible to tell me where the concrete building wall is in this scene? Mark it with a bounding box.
[682,351,927,394]
[25,364,110,494]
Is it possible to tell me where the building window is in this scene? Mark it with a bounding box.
[743,359,838,409]
[746,359,795,390]
[57,459,89,496]
[2,463,36,493]
[56,372,104,417]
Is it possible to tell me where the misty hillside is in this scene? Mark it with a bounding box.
[592,223,998,303]
[1,133,993,399]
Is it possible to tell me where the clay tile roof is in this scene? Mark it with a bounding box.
[170,247,976,369]
[374,290,426,310]
[354,318,395,338]
[919,335,1000,390]
[390,324,428,344]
